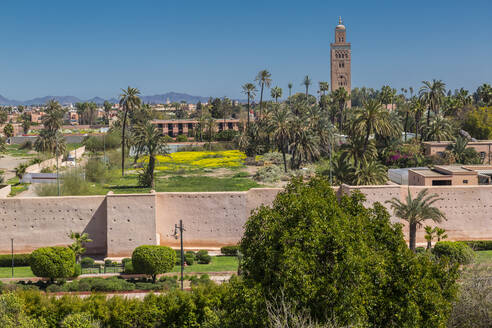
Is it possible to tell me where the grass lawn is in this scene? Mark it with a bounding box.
[171,256,238,273]
[475,250,492,265]
[0,266,34,278]
[4,144,36,157]
[6,177,29,196]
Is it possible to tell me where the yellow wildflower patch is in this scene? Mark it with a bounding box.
[140,150,246,171]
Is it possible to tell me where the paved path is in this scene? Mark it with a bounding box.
[0,154,30,181]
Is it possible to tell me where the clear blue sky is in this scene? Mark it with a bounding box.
[1,0,491,100]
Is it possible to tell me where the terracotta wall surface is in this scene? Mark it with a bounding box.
[1,185,491,256]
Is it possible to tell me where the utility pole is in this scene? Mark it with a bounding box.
[11,238,14,278]
[56,136,60,196]
[173,220,185,290]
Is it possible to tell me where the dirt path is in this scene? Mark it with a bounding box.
[0,154,30,180]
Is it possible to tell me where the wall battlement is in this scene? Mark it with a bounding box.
[1,185,491,256]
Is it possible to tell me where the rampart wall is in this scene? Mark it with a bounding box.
[1,185,491,257]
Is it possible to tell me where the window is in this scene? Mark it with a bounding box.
[463,180,468,184]
[432,180,452,186]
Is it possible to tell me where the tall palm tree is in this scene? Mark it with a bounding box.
[410,98,426,142]
[353,99,393,154]
[332,87,349,130]
[133,121,168,189]
[205,115,216,150]
[42,99,65,132]
[302,75,312,98]
[255,70,272,116]
[242,83,257,128]
[419,79,446,126]
[319,82,330,96]
[424,114,453,141]
[270,86,283,103]
[289,118,320,169]
[386,188,445,251]
[119,87,141,177]
[379,85,396,108]
[475,83,492,105]
[68,231,93,263]
[287,82,293,97]
[270,105,291,172]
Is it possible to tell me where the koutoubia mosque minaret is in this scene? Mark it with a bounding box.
[330,17,352,107]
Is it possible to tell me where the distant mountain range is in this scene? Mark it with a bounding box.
[0,92,213,106]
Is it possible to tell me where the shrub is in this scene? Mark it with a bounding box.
[433,241,475,265]
[221,246,239,256]
[215,130,238,142]
[124,261,134,274]
[30,247,75,281]
[196,250,212,264]
[104,259,113,267]
[19,140,33,150]
[132,245,176,283]
[73,263,82,277]
[463,240,492,251]
[0,254,31,267]
[415,246,426,254]
[85,158,109,183]
[175,134,188,142]
[61,312,101,328]
[185,254,195,266]
[253,165,283,183]
[83,133,120,152]
[122,258,132,266]
[81,257,95,268]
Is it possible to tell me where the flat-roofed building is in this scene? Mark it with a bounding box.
[423,140,492,164]
[408,165,486,186]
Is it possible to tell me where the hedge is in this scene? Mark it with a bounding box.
[196,250,212,264]
[30,247,76,281]
[463,240,492,251]
[221,246,239,256]
[0,254,31,267]
[433,241,475,265]
[132,245,176,283]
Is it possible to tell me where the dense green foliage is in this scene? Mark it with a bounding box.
[433,241,476,265]
[131,245,175,282]
[29,247,75,281]
[195,250,212,264]
[240,177,459,327]
[0,254,30,267]
[221,245,239,256]
[463,240,492,251]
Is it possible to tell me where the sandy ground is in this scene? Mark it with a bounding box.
[0,154,31,181]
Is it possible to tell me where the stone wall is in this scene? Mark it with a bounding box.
[0,185,491,256]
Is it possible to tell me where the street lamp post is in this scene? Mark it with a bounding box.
[173,220,185,290]
[11,238,14,278]
[56,136,60,196]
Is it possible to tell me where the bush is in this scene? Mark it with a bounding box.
[30,247,75,281]
[175,134,188,142]
[36,169,90,196]
[73,264,82,278]
[215,130,238,142]
[463,240,492,251]
[415,246,426,254]
[196,250,212,264]
[104,259,113,267]
[85,158,109,183]
[122,258,132,265]
[124,261,134,274]
[132,245,176,283]
[433,241,475,265]
[19,140,33,150]
[61,312,101,328]
[185,254,195,266]
[0,254,31,267]
[221,246,239,256]
[83,133,120,152]
[81,257,95,268]
[253,165,283,183]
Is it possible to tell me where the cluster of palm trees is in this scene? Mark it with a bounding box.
[34,99,66,155]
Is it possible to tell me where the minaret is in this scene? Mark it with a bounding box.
[330,17,352,107]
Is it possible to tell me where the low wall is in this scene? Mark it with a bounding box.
[25,146,85,174]
[0,184,491,256]
[0,185,11,198]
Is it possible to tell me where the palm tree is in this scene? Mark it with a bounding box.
[379,85,396,108]
[205,116,216,150]
[289,118,320,169]
[332,87,349,130]
[351,160,387,186]
[419,79,446,126]
[287,82,293,97]
[424,226,436,249]
[475,83,492,105]
[270,106,291,172]
[302,75,312,98]
[410,98,426,142]
[242,83,257,128]
[435,227,447,241]
[255,70,272,116]
[353,99,393,154]
[133,121,168,189]
[424,114,453,141]
[386,188,446,251]
[42,99,65,132]
[119,87,141,177]
[319,82,330,96]
[68,231,93,263]
[270,86,283,103]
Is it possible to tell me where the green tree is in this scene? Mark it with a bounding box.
[269,105,291,172]
[0,110,8,124]
[302,75,311,98]
[35,100,66,155]
[424,114,453,141]
[331,87,349,130]
[60,312,101,328]
[379,85,397,107]
[289,118,320,169]
[241,177,459,327]
[30,246,75,282]
[287,82,293,97]
[133,121,169,188]
[318,81,329,96]
[424,225,436,249]
[386,188,446,251]
[351,159,387,185]
[462,106,492,140]
[419,79,446,126]
[474,83,492,105]
[255,69,272,116]
[270,86,282,103]
[3,123,14,138]
[132,245,176,283]
[119,87,141,177]
[242,82,257,128]
[0,293,47,328]
[68,231,93,263]
[20,113,31,134]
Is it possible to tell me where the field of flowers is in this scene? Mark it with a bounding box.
[140,150,247,171]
